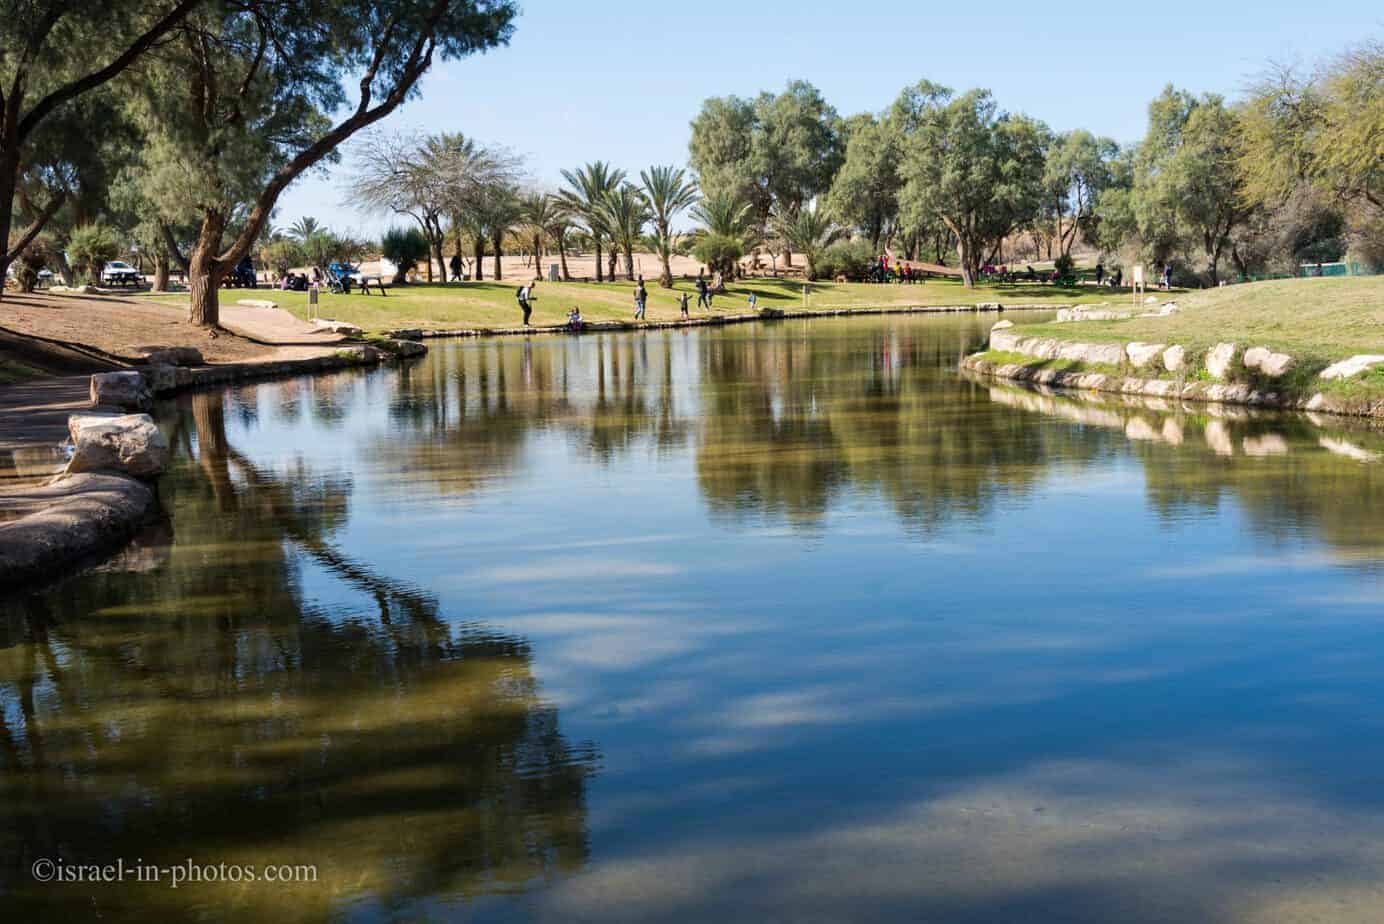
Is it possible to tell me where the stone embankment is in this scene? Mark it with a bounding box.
[964,318,1384,420]
[2,335,429,588]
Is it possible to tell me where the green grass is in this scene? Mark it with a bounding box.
[1012,277,1384,362]
[140,277,1125,333]
[971,350,1126,378]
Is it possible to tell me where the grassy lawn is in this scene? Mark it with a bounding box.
[140,277,1128,332]
[1010,277,1384,362]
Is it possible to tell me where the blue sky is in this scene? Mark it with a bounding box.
[278,0,1380,236]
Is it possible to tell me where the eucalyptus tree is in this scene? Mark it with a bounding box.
[1044,129,1120,257]
[559,161,624,282]
[897,89,1047,286]
[0,0,203,296]
[826,114,901,252]
[601,183,650,281]
[130,0,517,327]
[640,165,697,287]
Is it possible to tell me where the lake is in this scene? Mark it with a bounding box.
[5,313,1384,922]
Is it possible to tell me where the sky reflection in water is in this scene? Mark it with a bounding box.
[6,314,1384,923]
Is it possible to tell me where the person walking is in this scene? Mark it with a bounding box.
[516,281,536,326]
[679,291,690,319]
[633,276,648,320]
[449,254,462,282]
[696,275,710,310]
[748,292,758,311]
[1094,262,1105,286]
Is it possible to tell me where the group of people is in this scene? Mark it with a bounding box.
[868,255,922,284]
[514,271,757,330]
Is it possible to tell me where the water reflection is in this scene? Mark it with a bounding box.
[0,395,597,921]
[7,315,1384,922]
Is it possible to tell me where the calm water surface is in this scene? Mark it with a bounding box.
[5,314,1384,922]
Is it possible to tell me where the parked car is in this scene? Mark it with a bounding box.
[224,256,257,288]
[101,260,141,287]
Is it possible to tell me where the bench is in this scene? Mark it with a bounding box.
[355,275,387,296]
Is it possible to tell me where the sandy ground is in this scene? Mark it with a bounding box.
[0,291,352,484]
[0,291,345,363]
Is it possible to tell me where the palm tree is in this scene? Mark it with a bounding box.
[288,217,321,241]
[559,161,625,282]
[771,200,842,281]
[482,183,524,281]
[600,184,651,281]
[640,165,698,287]
[521,192,561,279]
[691,189,753,241]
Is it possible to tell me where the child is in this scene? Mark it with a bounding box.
[748,292,758,311]
[679,291,690,318]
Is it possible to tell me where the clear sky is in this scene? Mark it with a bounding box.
[278,0,1381,237]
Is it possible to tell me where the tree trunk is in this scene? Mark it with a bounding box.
[558,236,571,281]
[956,235,975,288]
[491,232,503,280]
[153,254,170,292]
[472,239,485,281]
[430,238,445,284]
[783,249,793,267]
[0,147,15,300]
[659,243,673,288]
[594,239,603,282]
[187,210,229,327]
[624,245,634,281]
[533,233,544,279]
[607,247,617,281]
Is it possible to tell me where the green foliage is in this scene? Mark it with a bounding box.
[898,89,1048,286]
[826,115,900,250]
[67,223,121,277]
[771,201,841,280]
[261,238,306,277]
[814,239,876,281]
[559,161,625,281]
[8,233,55,292]
[692,233,744,278]
[641,165,698,286]
[380,227,429,280]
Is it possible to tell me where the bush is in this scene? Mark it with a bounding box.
[814,240,875,281]
[692,233,743,279]
[67,223,121,280]
[8,233,54,292]
[380,227,430,283]
[261,239,305,278]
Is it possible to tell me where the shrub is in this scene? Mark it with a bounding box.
[692,233,743,279]
[814,240,875,281]
[261,239,305,278]
[8,233,55,292]
[67,223,121,280]
[380,227,430,284]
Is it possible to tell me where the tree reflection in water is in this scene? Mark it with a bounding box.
[0,392,598,922]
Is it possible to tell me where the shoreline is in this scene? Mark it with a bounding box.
[960,354,1384,421]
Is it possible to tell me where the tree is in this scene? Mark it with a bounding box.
[1043,129,1120,257]
[0,0,203,298]
[67,222,121,280]
[288,217,322,241]
[826,114,900,252]
[691,189,753,279]
[380,227,429,283]
[132,0,517,327]
[520,192,560,280]
[559,161,623,282]
[771,201,841,280]
[688,81,843,268]
[1127,87,1249,283]
[478,181,522,280]
[898,90,1047,286]
[640,165,697,287]
[601,183,650,281]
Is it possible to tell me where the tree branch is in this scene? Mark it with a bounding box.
[16,0,203,144]
[2,188,67,263]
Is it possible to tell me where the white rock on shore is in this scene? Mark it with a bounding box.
[90,371,152,411]
[66,414,170,479]
[1206,343,1239,380]
[1320,355,1384,381]
[1163,345,1187,373]
[1243,346,1295,378]
[1125,342,1167,369]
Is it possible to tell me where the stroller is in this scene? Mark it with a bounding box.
[326,267,353,295]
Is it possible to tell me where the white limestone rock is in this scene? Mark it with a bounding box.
[89,371,152,411]
[66,414,169,478]
[1162,345,1187,373]
[1205,343,1239,380]
[1319,355,1384,381]
[1125,342,1167,369]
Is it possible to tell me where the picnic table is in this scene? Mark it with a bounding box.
[355,275,387,296]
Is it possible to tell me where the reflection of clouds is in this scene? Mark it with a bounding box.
[536,756,1384,923]
[467,557,685,584]
[1145,552,1343,579]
